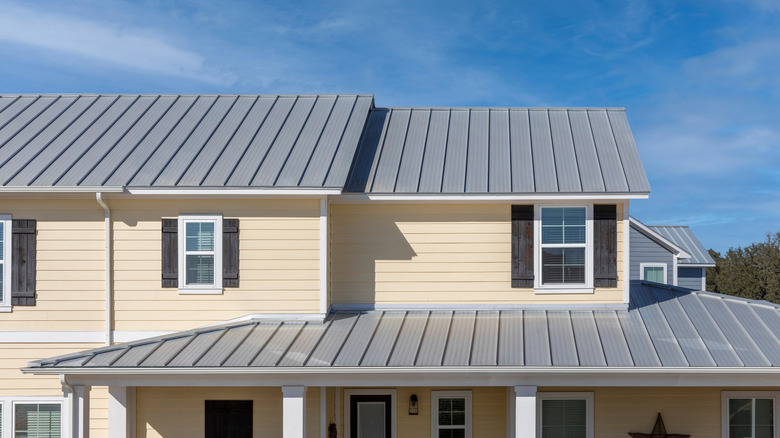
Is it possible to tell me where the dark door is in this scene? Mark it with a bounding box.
[205,400,253,438]
[350,394,392,438]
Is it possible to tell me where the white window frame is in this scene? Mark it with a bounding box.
[722,391,780,438]
[431,390,472,438]
[0,396,65,438]
[0,214,11,311]
[534,204,594,294]
[537,392,594,438]
[640,263,667,284]
[343,389,397,438]
[178,214,223,295]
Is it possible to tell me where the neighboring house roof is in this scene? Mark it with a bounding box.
[346,107,650,195]
[0,94,373,190]
[27,282,780,370]
[629,217,691,259]
[648,225,716,266]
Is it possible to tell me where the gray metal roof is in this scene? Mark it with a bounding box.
[0,94,373,189]
[345,107,650,194]
[29,282,780,369]
[648,225,715,266]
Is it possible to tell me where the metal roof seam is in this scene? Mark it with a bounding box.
[437,311,456,366]
[566,310,584,366]
[587,311,609,366]
[327,312,360,367]
[438,110,452,193]
[485,110,491,193]
[218,323,258,367]
[462,109,471,193]
[647,289,694,367]
[627,292,664,366]
[565,110,584,192]
[245,96,300,188]
[162,331,200,368]
[701,295,769,366]
[0,96,56,153]
[76,95,162,186]
[2,97,100,185]
[411,311,432,366]
[144,96,218,186]
[50,95,140,187]
[545,110,562,193]
[466,311,480,366]
[413,109,433,193]
[584,110,608,193]
[383,311,408,366]
[135,334,168,367]
[0,96,43,143]
[356,311,386,366]
[0,97,77,172]
[667,290,718,366]
[526,110,537,192]
[243,323,283,367]
[105,345,133,367]
[742,304,780,366]
[218,95,278,186]
[390,109,414,193]
[191,327,230,367]
[173,95,240,186]
[300,317,335,367]
[603,109,632,191]
[195,95,259,187]
[274,322,308,367]
[289,95,337,187]
[310,95,364,188]
[366,109,392,193]
[0,95,22,119]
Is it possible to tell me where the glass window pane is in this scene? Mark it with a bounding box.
[186,222,214,252]
[543,248,585,284]
[357,402,385,438]
[644,267,665,283]
[542,399,587,438]
[15,403,61,438]
[542,208,586,244]
[186,255,215,285]
[729,399,753,429]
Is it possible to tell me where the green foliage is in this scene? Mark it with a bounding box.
[707,233,780,304]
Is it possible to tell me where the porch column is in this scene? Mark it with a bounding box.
[62,384,90,438]
[514,385,537,438]
[283,386,307,438]
[108,386,136,438]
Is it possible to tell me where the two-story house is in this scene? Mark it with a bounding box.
[1,94,778,438]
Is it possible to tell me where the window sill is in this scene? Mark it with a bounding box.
[0,305,11,313]
[178,288,223,295]
[534,286,594,294]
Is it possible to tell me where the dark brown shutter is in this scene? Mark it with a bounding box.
[511,205,534,288]
[593,204,618,287]
[11,219,37,306]
[161,219,178,288]
[222,219,239,288]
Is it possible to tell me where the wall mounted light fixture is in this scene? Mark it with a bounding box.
[409,394,419,415]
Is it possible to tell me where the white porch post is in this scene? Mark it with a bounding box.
[108,386,136,438]
[62,383,90,438]
[514,385,537,438]
[283,386,307,438]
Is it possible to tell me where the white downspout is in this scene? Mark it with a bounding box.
[96,193,112,345]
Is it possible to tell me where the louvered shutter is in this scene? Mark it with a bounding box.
[222,219,239,287]
[11,219,37,306]
[511,205,534,288]
[161,219,178,288]
[593,204,618,287]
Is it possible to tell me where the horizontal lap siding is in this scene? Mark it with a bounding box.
[677,267,705,290]
[331,204,624,305]
[629,227,674,284]
[0,200,105,331]
[0,343,109,437]
[137,387,321,438]
[112,199,321,331]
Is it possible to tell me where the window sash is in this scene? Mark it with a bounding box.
[536,392,594,438]
[432,391,471,438]
[178,215,222,291]
[539,207,589,286]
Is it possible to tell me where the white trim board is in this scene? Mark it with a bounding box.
[333,194,648,203]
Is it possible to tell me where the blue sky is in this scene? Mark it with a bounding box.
[0,0,778,252]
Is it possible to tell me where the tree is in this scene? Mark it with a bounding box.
[707,233,780,304]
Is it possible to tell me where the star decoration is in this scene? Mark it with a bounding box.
[629,413,690,438]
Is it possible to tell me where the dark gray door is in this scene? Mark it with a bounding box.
[350,394,392,438]
[205,400,252,438]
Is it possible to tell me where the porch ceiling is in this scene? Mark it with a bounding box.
[27,282,780,370]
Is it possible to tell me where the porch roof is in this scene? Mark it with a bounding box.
[27,282,780,369]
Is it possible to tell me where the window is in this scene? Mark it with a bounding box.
[431,391,472,438]
[537,392,594,438]
[640,263,667,284]
[0,398,64,438]
[178,215,222,294]
[723,392,778,438]
[536,206,593,292]
[0,215,10,308]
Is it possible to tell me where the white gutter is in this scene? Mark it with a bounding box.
[96,193,112,346]
[124,188,342,196]
[333,193,650,203]
[0,186,124,192]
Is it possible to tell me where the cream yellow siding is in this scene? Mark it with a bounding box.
[136,387,321,438]
[111,198,321,331]
[331,203,624,305]
[0,199,106,331]
[0,342,109,437]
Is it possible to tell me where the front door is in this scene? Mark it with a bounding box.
[350,394,392,438]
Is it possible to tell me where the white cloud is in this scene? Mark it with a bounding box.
[0,3,232,84]
[684,39,780,92]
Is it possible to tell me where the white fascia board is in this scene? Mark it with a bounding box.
[679,263,716,268]
[332,193,649,203]
[629,217,691,259]
[29,367,780,388]
[330,302,628,311]
[124,187,341,197]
